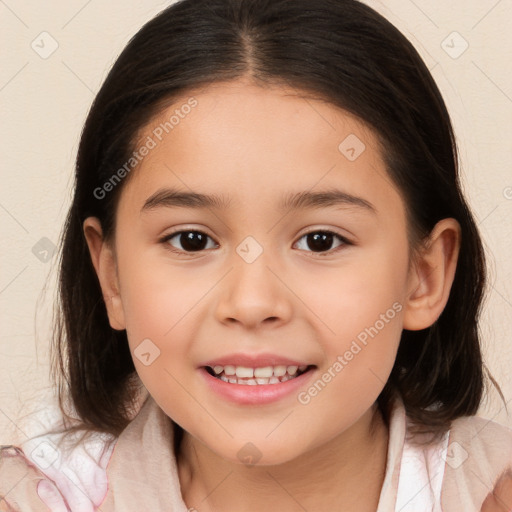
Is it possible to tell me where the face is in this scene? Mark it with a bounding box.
[95,79,414,465]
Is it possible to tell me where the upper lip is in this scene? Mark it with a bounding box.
[200,353,313,368]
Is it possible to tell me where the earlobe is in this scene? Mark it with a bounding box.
[83,217,126,330]
[402,218,461,331]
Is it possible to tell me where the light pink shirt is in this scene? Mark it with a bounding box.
[1,395,511,511]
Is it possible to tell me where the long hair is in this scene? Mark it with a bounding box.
[50,0,503,445]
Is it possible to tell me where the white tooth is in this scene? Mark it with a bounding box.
[236,366,254,378]
[246,379,257,385]
[269,376,279,384]
[220,375,229,382]
[298,365,307,372]
[224,365,236,376]
[287,365,298,375]
[254,366,273,378]
[256,378,270,384]
[273,365,287,377]
[213,365,224,375]
[228,378,237,384]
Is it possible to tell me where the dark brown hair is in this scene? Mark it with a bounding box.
[49,0,504,446]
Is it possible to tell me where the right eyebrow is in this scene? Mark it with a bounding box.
[141,188,232,213]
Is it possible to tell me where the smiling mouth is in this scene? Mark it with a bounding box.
[204,364,315,385]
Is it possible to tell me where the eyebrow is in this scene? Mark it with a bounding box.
[141,187,376,214]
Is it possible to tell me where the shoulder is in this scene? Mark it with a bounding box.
[394,401,512,512]
[448,413,512,461]
[441,414,512,511]
[0,428,117,512]
[454,413,512,438]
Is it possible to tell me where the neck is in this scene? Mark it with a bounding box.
[177,403,389,512]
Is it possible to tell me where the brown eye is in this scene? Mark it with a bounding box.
[163,230,216,253]
[294,230,350,254]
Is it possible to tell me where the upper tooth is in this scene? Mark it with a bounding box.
[210,364,307,377]
[235,366,254,378]
[254,366,274,378]
[224,365,236,376]
[287,365,298,375]
[273,365,287,377]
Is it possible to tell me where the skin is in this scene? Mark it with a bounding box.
[84,78,461,511]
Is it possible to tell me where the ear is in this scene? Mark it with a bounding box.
[403,218,461,331]
[83,217,126,330]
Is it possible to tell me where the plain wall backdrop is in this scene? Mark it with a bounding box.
[1,0,511,444]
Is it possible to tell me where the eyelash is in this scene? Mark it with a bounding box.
[159,228,353,257]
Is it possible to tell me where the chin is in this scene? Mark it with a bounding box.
[214,439,308,468]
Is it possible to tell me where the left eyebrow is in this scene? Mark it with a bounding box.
[141,187,376,214]
[280,189,376,214]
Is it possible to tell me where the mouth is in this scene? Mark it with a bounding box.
[204,364,315,385]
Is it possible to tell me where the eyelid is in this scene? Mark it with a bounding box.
[296,226,354,243]
[161,226,213,239]
[159,228,218,253]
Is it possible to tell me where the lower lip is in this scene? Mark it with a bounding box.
[199,367,316,405]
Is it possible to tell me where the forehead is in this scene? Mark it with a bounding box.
[119,80,404,219]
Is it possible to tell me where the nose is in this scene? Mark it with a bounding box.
[214,248,293,330]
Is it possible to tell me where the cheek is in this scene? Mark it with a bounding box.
[118,246,208,339]
[296,238,408,394]
[301,239,408,342]
[116,249,223,403]
[114,253,190,376]
[118,267,199,419]
[296,293,403,443]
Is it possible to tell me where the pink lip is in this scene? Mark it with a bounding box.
[199,353,311,368]
[199,366,316,405]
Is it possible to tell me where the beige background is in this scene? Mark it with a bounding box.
[1,0,511,445]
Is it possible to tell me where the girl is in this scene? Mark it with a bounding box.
[1,0,511,510]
